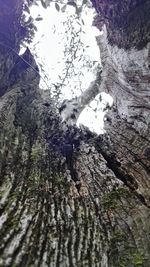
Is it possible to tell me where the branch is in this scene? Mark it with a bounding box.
[59,64,103,125]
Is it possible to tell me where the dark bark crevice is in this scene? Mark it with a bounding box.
[95,145,150,208]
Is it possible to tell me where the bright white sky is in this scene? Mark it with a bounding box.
[22,1,113,134]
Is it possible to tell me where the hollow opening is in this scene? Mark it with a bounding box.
[21,0,113,134]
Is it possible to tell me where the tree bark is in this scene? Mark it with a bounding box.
[0,1,150,266]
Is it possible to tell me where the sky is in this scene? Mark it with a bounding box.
[22,1,113,134]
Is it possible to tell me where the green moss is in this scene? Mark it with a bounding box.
[52,174,64,185]
[118,250,146,267]
[30,145,43,161]
[109,231,147,267]
[132,251,146,266]
[102,187,129,210]
[52,175,70,194]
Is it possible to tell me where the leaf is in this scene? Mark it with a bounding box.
[24,4,30,14]
[67,1,77,8]
[81,19,84,25]
[32,0,39,5]
[35,16,43,21]
[45,0,51,7]
[55,3,60,12]
[25,16,34,26]
[76,7,82,16]
[41,0,47,9]
[82,0,87,4]
[61,4,67,12]
[33,25,38,32]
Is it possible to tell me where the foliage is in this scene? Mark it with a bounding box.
[25,0,88,15]
[22,0,99,104]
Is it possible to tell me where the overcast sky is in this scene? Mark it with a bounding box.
[23,1,113,134]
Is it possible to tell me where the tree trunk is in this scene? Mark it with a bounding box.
[0,1,150,266]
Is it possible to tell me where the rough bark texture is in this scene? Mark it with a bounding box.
[0,0,150,267]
